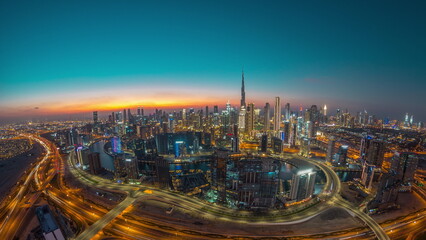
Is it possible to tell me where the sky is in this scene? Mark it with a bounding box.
[1,1,426,122]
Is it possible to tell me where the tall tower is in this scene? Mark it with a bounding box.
[264,102,270,131]
[245,103,255,133]
[241,69,246,108]
[93,111,98,124]
[273,97,281,133]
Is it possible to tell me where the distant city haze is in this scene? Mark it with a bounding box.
[1,1,426,122]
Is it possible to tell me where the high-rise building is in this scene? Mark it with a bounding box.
[88,152,102,175]
[360,136,386,167]
[283,121,290,144]
[213,149,230,204]
[333,145,348,166]
[264,102,270,132]
[245,103,255,133]
[284,103,290,120]
[368,172,399,211]
[127,108,131,123]
[93,111,98,124]
[260,135,268,152]
[326,136,336,163]
[237,158,279,208]
[299,137,310,157]
[76,146,90,167]
[111,136,122,153]
[290,169,316,202]
[241,69,246,108]
[390,152,419,184]
[272,137,283,153]
[361,162,376,189]
[273,97,281,133]
[123,109,127,123]
[155,156,170,189]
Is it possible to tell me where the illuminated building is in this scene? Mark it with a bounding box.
[333,145,348,166]
[305,121,313,138]
[299,137,310,157]
[237,158,279,208]
[111,136,123,153]
[238,106,246,131]
[323,104,327,117]
[245,103,255,134]
[67,127,79,146]
[76,146,90,167]
[360,136,386,167]
[114,152,139,181]
[155,132,202,155]
[290,169,316,202]
[241,69,246,108]
[273,96,281,134]
[283,121,290,144]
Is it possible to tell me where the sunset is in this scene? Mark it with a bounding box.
[1,1,425,240]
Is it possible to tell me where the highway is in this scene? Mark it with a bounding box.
[1,134,422,240]
[0,134,56,239]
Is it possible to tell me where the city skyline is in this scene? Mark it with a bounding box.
[1,1,426,122]
[1,2,426,239]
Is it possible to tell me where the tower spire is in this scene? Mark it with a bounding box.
[241,67,246,108]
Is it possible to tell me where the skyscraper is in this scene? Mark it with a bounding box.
[333,145,348,166]
[284,103,290,120]
[290,169,316,201]
[326,136,336,163]
[241,69,246,108]
[360,136,386,167]
[273,97,281,133]
[93,111,98,124]
[264,102,270,131]
[390,152,419,184]
[245,103,255,134]
[361,162,376,189]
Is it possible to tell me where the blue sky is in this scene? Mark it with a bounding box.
[1,1,425,121]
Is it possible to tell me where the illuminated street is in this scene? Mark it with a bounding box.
[1,1,426,240]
